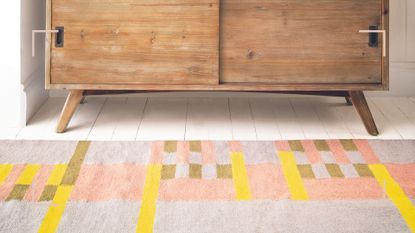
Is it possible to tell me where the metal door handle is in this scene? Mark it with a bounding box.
[359,29,386,57]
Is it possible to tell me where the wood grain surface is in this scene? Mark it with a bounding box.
[50,0,219,85]
[220,0,384,84]
[46,0,388,90]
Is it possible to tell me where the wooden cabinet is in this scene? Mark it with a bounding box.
[46,0,389,135]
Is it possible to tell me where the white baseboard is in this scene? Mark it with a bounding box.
[22,66,48,124]
[49,62,415,98]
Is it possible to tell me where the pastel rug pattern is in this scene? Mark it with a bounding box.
[0,140,414,233]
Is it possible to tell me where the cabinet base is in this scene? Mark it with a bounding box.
[55,90,379,136]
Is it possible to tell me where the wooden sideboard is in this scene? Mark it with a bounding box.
[46,0,389,135]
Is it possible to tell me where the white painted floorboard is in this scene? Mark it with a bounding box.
[0,127,21,140]
[249,98,282,140]
[290,98,329,139]
[6,96,415,141]
[371,97,415,139]
[136,98,187,141]
[112,98,147,141]
[16,98,64,140]
[185,98,232,140]
[229,98,257,140]
[367,98,402,139]
[270,98,304,140]
[309,97,353,139]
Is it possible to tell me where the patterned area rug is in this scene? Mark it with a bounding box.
[0,140,414,233]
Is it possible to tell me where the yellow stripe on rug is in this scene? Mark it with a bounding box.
[38,186,73,233]
[38,141,90,233]
[278,151,309,200]
[16,164,41,185]
[46,164,68,186]
[369,164,415,233]
[231,152,252,200]
[136,164,162,233]
[0,164,13,185]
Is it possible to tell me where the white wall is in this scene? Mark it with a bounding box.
[0,2,23,128]
[0,1,49,128]
[386,0,415,96]
[21,0,49,123]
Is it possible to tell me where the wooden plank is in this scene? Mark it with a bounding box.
[221,0,384,84]
[185,98,232,140]
[88,97,146,141]
[270,98,304,140]
[391,97,415,118]
[88,98,127,141]
[50,0,219,85]
[136,98,187,140]
[249,98,282,140]
[111,97,147,141]
[0,128,21,140]
[185,98,209,140]
[290,98,328,139]
[367,98,402,139]
[229,98,257,140]
[371,97,415,139]
[309,97,353,139]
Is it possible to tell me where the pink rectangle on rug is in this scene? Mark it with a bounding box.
[301,140,323,164]
[327,140,352,164]
[246,164,289,199]
[159,178,235,200]
[201,141,216,164]
[304,178,383,200]
[71,164,146,201]
[275,141,290,151]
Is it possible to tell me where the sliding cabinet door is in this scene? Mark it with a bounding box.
[49,0,219,85]
[220,0,387,85]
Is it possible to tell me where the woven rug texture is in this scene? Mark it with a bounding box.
[0,140,414,233]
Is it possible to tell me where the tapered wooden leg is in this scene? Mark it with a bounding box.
[80,97,86,104]
[345,96,353,106]
[348,91,379,136]
[56,90,84,133]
